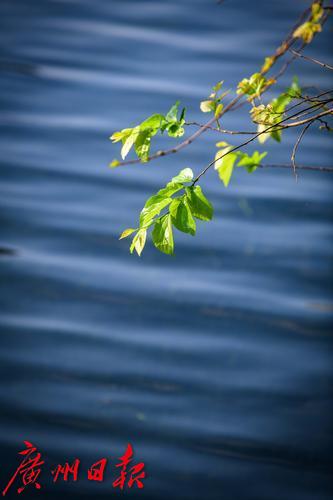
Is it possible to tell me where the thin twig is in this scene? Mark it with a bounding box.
[185,122,255,135]
[193,103,333,184]
[111,3,331,170]
[186,103,333,135]
[291,121,313,181]
[276,107,333,129]
[257,163,333,172]
[113,95,242,167]
[290,49,333,71]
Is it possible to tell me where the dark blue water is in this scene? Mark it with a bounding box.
[1,1,333,499]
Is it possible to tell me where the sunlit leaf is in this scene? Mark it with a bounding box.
[214,146,237,187]
[165,101,180,122]
[237,151,267,173]
[170,197,196,235]
[140,196,172,228]
[110,128,133,144]
[171,168,193,184]
[167,123,185,137]
[293,21,321,43]
[157,182,183,199]
[185,186,213,221]
[130,229,147,256]
[215,103,223,118]
[134,130,152,162]
[152,214,174,255]
[200,100,215,113]
[139,114,165,131]
[121,127,139,159]
[119,228,137,240]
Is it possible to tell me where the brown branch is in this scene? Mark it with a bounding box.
[289,49,333,71]
[185,122,256,135]
[111,3,331,169]
[186,100,333,135]
[257,163,333,172]
[193,103,333,184]
[113,95,242,167]
[276,107,333,129]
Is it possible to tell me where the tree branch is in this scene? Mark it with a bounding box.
[290,49,333,71]
[192,103,333,184]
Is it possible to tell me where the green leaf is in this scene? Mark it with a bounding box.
[140,196,172,227]
[156,182,183,199]
[121,127,139,159]
[214,147,237,187]
[311,2,323,22]
[270,129,282,143]
[110,128,133,144]
[170,197,196,236]
[293,21,322,43]
[165,101,180,122]
[152,214,174,255]
[236,73,274,99]
[237,151,267,173]
[119,228,137,240]
[215,103,223,118]
[130,229,147,256]
[166,123,185,138]
[185,186,213,221]
[139,114,165,131]
[212,80,223,92]
[171,168,193,184]
[134,130,152,162]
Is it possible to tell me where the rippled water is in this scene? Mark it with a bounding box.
[1,0,333,499]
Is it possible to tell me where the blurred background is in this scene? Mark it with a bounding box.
[0,0,332,499]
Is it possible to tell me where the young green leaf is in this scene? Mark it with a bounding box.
[130,229,147,256]
[119,228,137,240]
[185,186,213,221]
[139,114,165,131]
[237,151,267,173]
[110,128,133,144]
[212,80,224,92]
[121,127,139,159]
[170,197,196,236]
[156,182,183,199]
[215,103,223,118]
[140,196,172,228]
[152,214,174,255]
[134,130,152,162]
[171,168,193,184]
[214,146,237,187]
[165,101,180,122]
[237,73,275,99]
[166,123,185,138]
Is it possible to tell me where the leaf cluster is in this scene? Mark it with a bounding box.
[120,168,213,255]
[200,81,229,123]
[236,73,275,101]
[293,2,323,43]
[110,101,186,163]
[251,78,302,143]
[214,141,267,186]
